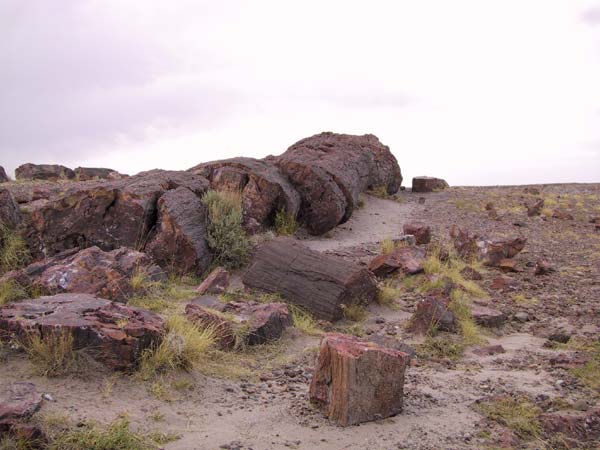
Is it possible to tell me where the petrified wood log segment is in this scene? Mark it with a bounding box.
[309,333,410,426]
[15,164,75,181]
[411,176,448,193]
[275,132,402,235]
[0,293,164,370]
[242,238,377,321]
[189,157,300,233]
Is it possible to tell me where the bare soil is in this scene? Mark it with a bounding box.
[1,184,599,450]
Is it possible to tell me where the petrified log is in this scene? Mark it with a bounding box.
[242,238,377,321]
[15,163,75,181]
[0,293,164,370]
[145,186,212,275]
[0,246,164,302]
[309,333,410,426]
[189,157,300,233]
[411,176,448,193]
[74,167,123,181]
[275,132,402,235]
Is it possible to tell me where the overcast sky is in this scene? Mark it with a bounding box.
[1,0,600,185]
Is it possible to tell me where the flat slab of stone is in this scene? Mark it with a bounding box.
[309,333,410,426]
[0,293,164,370]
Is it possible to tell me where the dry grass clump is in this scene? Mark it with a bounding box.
[418,335,465,360]
[0,223,30,274]
[0,279,29,305]
[202,189,251,269]
[139,315,216,380]
[22,330,78,377]
[128,275,199,314]
[367,185,392,199]
[288,304,322,336]
[274,209,299,236]
[377,281,401,307]
[474,396,542,440]
[341,303,367,322]
[570,340,600,392]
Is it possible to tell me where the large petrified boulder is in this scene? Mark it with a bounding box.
[185,295,291,349]
[412,176,448,193]
[0,382,42,440]
[242,238,378,321]
[189,157,300,233]
[274,132,402,235]
[0,166,9,183]
[0,188,22,228]
[74,167,123,181]
[145,187,212,275]
[15,163,75,181]
[309,333,410,426]
[0,293,164,370]
[408,296,457,334]
[368,246,425,277]
[0,246,164,302]
[20,169,210,259]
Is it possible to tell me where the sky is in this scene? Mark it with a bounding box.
[1,0,600,186]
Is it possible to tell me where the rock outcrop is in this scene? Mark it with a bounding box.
[412,176,448,193]
[242,238,378,321]
[185,295,291,349]
[74,167,123,181]
[189,157,300,233]
[0,293,164,370]
[274,132,401,235]
[0,246,164,302]
[15,163,75,181]
[0,188,22,229]
[0,167,9,183]
[309,333,410,426]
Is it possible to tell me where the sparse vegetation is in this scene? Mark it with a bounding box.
[475,396,542,440]
[377,281,400,307]
[274,209,299,235]
[570,341,600,392]
[0,223,30,274]
[128,275,199,313]
[0,279,28,305]
[202,189,251,269]
[418,335,465,360]
[288,304,322,336]
[22,330,78,377]
[341,303,367,322]
[367,185,391,199]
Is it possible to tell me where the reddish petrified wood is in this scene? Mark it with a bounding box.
[411,176,448,193]
[540,408,600,443]
[0,382,42,440]
[0,294,164,370]
[408,296,457,334]
[402,222,432,245]
[368,246,425,277]
[309,333,410,426]
[196,267,230,295]
[15,163,75,181]
[242,238,377,321]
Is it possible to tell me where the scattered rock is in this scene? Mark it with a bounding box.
[242,238,378,321]
[189,157,300,233]
[74,167,123,181]
[523,187,540,195]
[368,246,425,277]
[540,408,600,443]
[411,176,448,193]
[497,258,521,273]
[0,246,163,302]
[0,166,9,183]
[402,222,432,245]
[0,293,164,370]
[490,275,519,291]
[552,209,574,220]
[309,333,410,426]
[408,296,457,334]
[525,198,544,217]
[514,311,529,322]
[274,132,402,235]
[471,305,506,327]
[460,266,482,281]
[196,267,230,295]
[145,186,212,275]
[472,345,505,356]
[185,296,292,349]
[481,238,527,267]
[534,259,554,276]
[0,188,22,229]
[15,163,75,181]
[0,382,42,440]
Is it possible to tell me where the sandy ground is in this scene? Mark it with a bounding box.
[1,187,599,449]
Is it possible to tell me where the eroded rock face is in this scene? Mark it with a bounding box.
[0,167,9,183]
[411,176,448,193]
[189,157,300,233]
[185,295,291,349]
[15,163,75,181]
[0,382,42,439]
[145,187,212,275]
[402,222,432,245]
[74,167,123,181]
[0,246,164,302]
[20,170,210,259]
[242,238,378,321]
[540,408,600,443]
[0,293,164,370]
[309,333,410,426]
[195,267,229,295]
[275,132,402,235]
[408,296,457,334]
[368,246,426,277]
[0,189,21,228]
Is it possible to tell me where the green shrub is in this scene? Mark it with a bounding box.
[202,190,251,269]
[274,209,299,236]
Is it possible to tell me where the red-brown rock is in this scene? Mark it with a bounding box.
[145,186,212,275]
[189,157,301,233]
[471,305,506,327]
[472,345,505,356]
[534,259,554,276]
[408,296,457,334]
[0,188,22,229]
[402,222,432,245]
[552,209,574,220]
[196,266,230,295]
[526,198,544,217]
[242,238,377,321]
[0,293,164,370]
[275,132,402,235]
[0,382,42,439]
[368,246,425,277]
[460,266,483,281]
[74,167,123,181]
[482,238,527,267]
[450,226,481,260]
[411,176,448,193]
[309,333,410,426]
[15,163,75,181]
[540,408,600,443]
[490,275,519,291]
[0,246,164,302]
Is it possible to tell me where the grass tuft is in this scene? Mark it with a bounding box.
[0,279,29,305]
[202,190,251,269]
[474,396,542,440]
[377,281,400,307]
[274,209,299,236]
[341,303,367,322]
[418,335,465,360]
[288,304,322,336]
[0,223,30,274]
[128,275,200,314]
[22,330,78,377]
